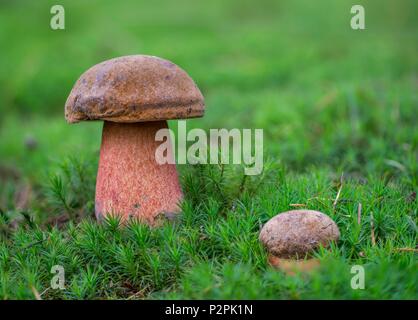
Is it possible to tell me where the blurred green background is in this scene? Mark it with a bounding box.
[0,0,417,300]
[0,0,417,180]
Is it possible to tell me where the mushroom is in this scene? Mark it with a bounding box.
[65,55,205,225]
[259,210,340,259]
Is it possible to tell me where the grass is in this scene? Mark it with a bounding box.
[0,0,417,299]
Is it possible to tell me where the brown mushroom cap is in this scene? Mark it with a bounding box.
[65,55,205,123]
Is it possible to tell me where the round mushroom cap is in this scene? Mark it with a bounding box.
[259,210,340,259]
[65,55,205,123]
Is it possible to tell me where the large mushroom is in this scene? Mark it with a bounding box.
[65,55,205,225]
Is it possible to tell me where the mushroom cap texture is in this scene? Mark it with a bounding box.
[65,55,205,123]
[259,210,340,259]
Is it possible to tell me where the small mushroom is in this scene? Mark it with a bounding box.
[65,55,205,225]
[259,210,340,259]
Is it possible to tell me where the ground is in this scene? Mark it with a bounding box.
[0,0,417,299]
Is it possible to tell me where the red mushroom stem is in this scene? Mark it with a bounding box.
[95,120,182,224]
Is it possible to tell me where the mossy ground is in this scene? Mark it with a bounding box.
[0,0,417,299]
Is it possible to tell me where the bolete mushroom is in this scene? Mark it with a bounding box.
[65,55,205,225]
[259,210,340,259]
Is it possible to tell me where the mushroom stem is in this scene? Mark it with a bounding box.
[95,121,182,225]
